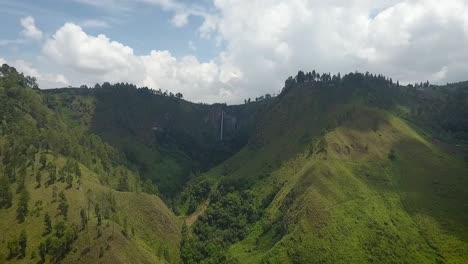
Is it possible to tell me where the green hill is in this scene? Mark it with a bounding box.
[1,64,467,263]
[43,83,267,198]
[177,73,468,263]
[0,65,181,264]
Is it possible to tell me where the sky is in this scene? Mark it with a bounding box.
[0,0,467,104]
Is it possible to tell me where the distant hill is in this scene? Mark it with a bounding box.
[43,83,268,198]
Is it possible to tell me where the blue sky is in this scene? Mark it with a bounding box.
[1,0,467,103]
[0,0,221,60]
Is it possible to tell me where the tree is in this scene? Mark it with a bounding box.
[175,92,183,99]
[297,70,305,83]
[46,163,56,186]
[35,171,42,188]
[43,213,52,236]
[388,149,396,161]
[86,189,94,220]
[52,185,58,202]
[66,174,73,189]
[95,204,102,226]
[57,191,69,219]
[117,175,129,192]
[16,188,29,223]
[74,161,81,178]
[39,242,47,263]
[57,167,66,183]
[18,230,27,258]
[39,153,47,169]
[0,176,12,208]
[284,76,295,91]
[7,230,27,259]
[16,170,25,194]
[7,239,20,259]
[80,208,87,230]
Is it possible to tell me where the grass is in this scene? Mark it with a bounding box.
[0,153,182,264]
[219,103,468,263]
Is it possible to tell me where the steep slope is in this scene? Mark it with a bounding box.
[0,65,181,264]
[230,107,468,263]
[44,83,267,198]
[2,63,467,264]
[180,74,468,263]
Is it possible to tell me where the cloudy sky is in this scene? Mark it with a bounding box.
[1,0,467,103]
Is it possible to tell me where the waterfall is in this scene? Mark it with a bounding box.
[220,110,224,141]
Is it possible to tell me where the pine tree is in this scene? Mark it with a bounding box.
[46,163,56,186]
[80,208,87,230]
[66,174,73,189]
[39,153,47,169]
[52,186,58,202]
[18,230,27,258]
[95,204,102,226]
[35,171,42,188]
[74,161,81,178]
[0,176,12,208]
[57,191,69,219]
[43,213,52,236]
[39,242,47,263]
[16,188,29,223]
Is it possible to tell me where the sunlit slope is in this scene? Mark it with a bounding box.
[0,66,182,264]
[226,105,468,263]
[0,155,182,264]
[183,80,467,263]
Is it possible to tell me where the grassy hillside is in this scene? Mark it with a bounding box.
[179,74,468,263]
[0,65,182,264]
[2,63,467,264]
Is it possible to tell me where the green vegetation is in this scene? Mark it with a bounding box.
[178,71,468,263]
[1,63,467,263]
[0,64,182,263]
[44,83,267,198]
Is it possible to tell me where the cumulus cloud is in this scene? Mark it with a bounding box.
[38,0,468,103]
[43,23,143,82]
[0,57,6,65]
[200,0,468,98]
[12,60,69,87]
[42,23,236,102]
[20,16,43,40]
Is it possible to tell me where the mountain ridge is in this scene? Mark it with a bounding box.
[1,63,467,263]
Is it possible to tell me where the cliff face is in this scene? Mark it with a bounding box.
[43,86,269,197]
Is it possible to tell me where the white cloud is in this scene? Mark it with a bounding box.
[42,23,236,102]
[12,60,69,87]
[43,23,144,83]
[196,0,468,99]
[30,0,468,103]
[20,16,43,40]
[172,12,189,27]
[0,58,7,65]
